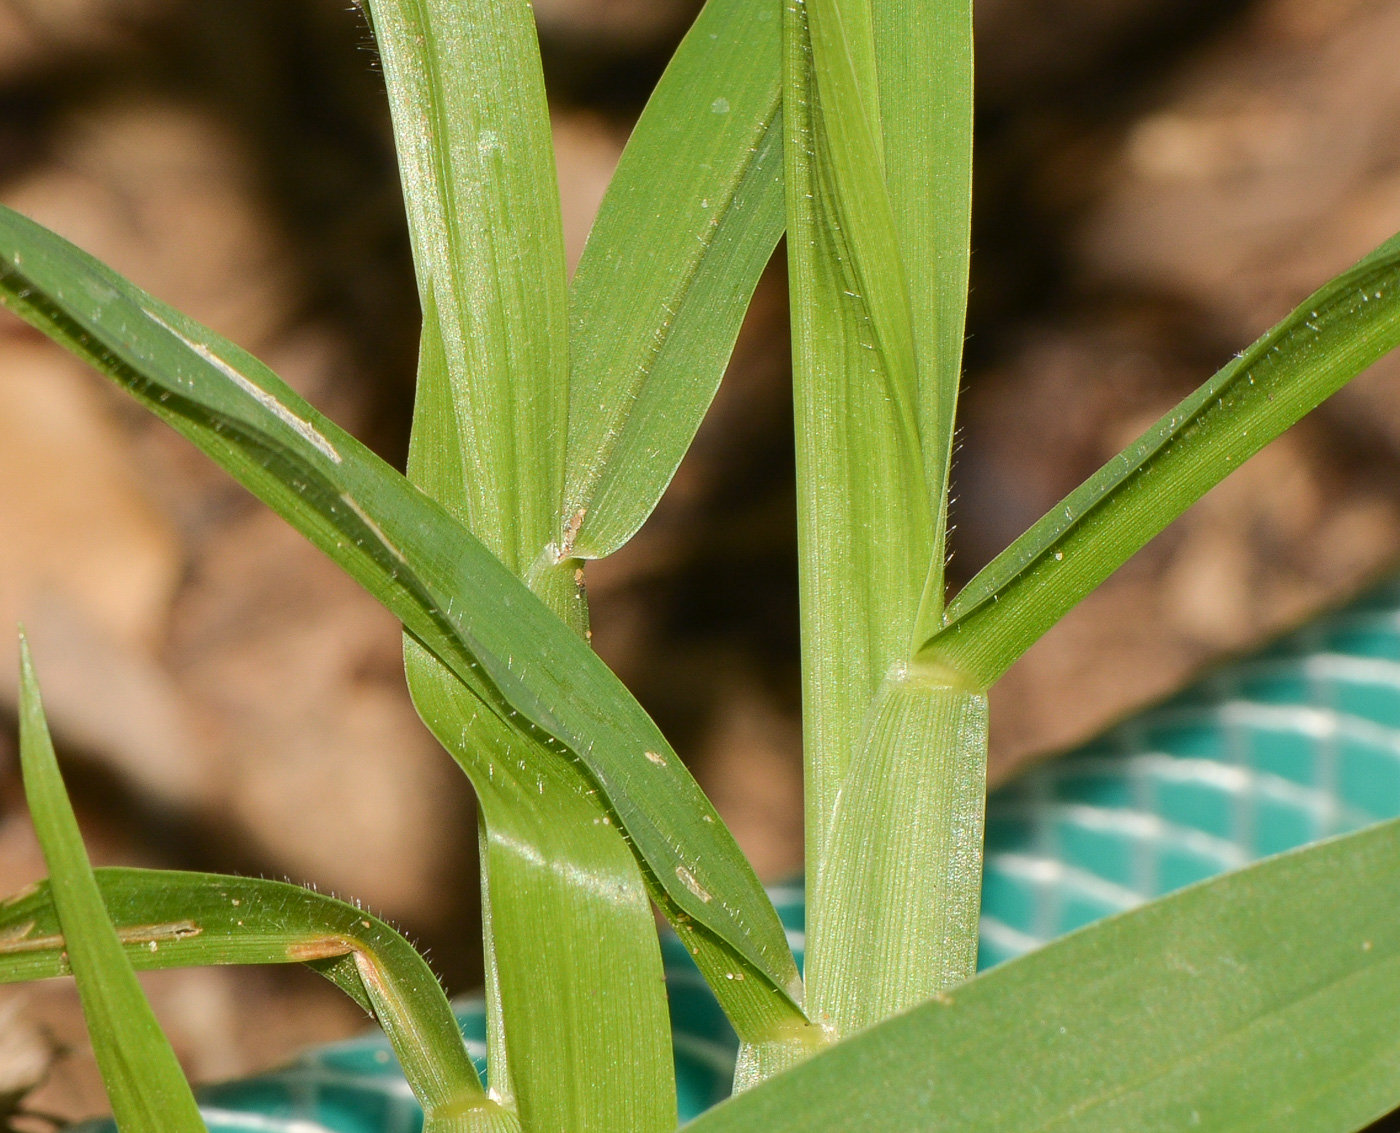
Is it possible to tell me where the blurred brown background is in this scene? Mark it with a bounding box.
[0,0,1399,1118]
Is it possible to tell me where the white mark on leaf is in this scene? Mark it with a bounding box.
[145,309,342,463]
[676,866,712,903]
[339,493,406,562]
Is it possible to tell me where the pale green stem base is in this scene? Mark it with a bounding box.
[733,1024,833,1095]
[807,676,988,1036]
[425,1104,522,1133]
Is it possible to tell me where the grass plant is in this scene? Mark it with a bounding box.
[3,0,1400,1128]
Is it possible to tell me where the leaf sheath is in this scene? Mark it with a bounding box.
[807,676,986,1035]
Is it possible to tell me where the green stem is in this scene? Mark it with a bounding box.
[807,670,987,1035]
[784,0,934,922]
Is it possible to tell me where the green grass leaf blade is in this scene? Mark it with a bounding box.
[562,0,784,560]
[0,867,514,1132]
[16,639,205,1133]
[394,4,792,1094]
[784,0,932,873]
[925,231,1400,690]
[407,650,810,1089]
[405,644,676,1132]
[0,205,800,1023]
[873,0,973,617]
[784,0,936,1037]
[406,263,654,1122]
[409,291,672,1123]
[691,816,1400,1132]
[806,679,986,1036]
[362,0,569,577]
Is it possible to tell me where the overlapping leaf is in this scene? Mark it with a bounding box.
[786,0,984,1040]
[804,0,923,482]
[693,816,1400,1132]
[0,206,799,1022]
[784,0,933,897]
[403,645,677,1130]
[926,231,1400,689]
[374,0,677,1114]
[17,640,205,1133]
[0,865,512,1133]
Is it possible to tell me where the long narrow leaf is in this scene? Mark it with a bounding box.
[0,867,514,1133]
[788,0,974,1044]
[408,216,675,1128]
[562,0,784,560]
[362,0,568,579]
[408,643,813,1096]
[924,231,1400,690]
[404,644,677,1130]
[17,638,204,1133]
[0,206,800,1022]
[784,0,933,912]
[691,815,1400,1132]
[383,0,741,1097]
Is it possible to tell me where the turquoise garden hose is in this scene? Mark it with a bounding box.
[82,575,1400,1128]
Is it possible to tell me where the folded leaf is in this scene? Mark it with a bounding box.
[926,231,1400,690]
[563,0,784,559]
[402,96,674,1123]
[784,0,934,896]
[804,0,924,496]
[17,638,205,1133]
[0,204,799,1019]
[691,815,1400,1132]
[0,866,513,1133]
